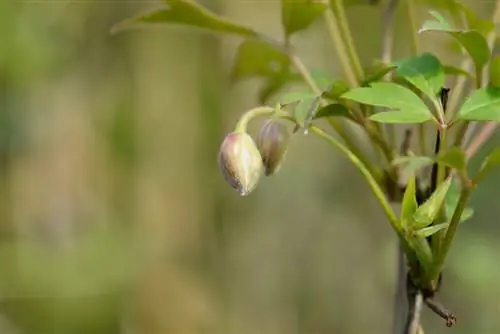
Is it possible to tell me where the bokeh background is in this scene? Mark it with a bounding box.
[2,0,500,333]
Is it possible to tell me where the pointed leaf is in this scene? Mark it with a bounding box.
[453,31,491,70]
[455,87,500,121]
[294,96,321,126]
[455,2,495,36]
[231,39,290,81]
[413,177,452,227]
[401,176,418,223]
[419,11,491,71]
[443,65,473,78]
[281,0,326,36]
[395,53,445,100]
[475,147,500,183]
[361,61,398,86]
[369,111,433,124]
[414,223,449,238]
[341,82,431,115]
[314,104,354,121]
[111,0,258,37]
[326,80,351,100]
[436,146,467,171]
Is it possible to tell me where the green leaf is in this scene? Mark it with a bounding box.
[231,40,290,81]
[394,53,445,100]
[294,96,321,126]
[419,11,491,71]
[413,177,452,228]
[436,146,467,171]
[443,65,473,78]
[453,31,491,70]
[111,0,258,37]
[475,147,500,183]
[229,39,301,104]
[326,80,351,101]
[341,82,431,115]
[455,87,500,121]
[281,0,326,36]
[369,111,433,124]
[444,179,474,223]
[455,2,495,36]
[392,156,434,176]
[314,104,354,121]
[361,61,398,86]
[489,56,500,88]
[401,176,418,223]
[280,91,316,105]
[414,223,449,238]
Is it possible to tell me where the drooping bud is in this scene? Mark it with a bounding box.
[218,132,263,196]
[257,119,290,176]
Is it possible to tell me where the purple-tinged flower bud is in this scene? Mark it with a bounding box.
[218,132,263,196]
[257,119,290,176]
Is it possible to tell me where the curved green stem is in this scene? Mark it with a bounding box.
[235,106,275,132]
[309,125,408,248]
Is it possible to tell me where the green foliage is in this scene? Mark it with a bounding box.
[395,53,445,100]
[413,177,452,227]
[361,61,398,86]
[419,11,491,72]
[342,82,434,123]
[114,0,500,327]
[294,95,322,127]
[414,223,449,238]
[436,147,467,171]
[111,0,257,37]
[281,0,326,37]
[314,103,354,121]
[231,40,301,103]
[401,176,418,224]
[455,87,500,121]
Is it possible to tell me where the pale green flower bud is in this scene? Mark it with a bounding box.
[257,119,290,176]
[218,132,263,196]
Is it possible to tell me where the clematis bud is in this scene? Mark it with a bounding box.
[218,132,263,196]
[257,119,290,176]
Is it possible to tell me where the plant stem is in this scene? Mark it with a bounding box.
[380,0,399,150]
[235,106,275,132]
[406,0,419,55]
[329,0,364,83]
[322,3,358,87]
[288,55,375,171]
[321,2,394,166]
[405,0,427,157]
[309,125,411,250]
[428,184,472,284]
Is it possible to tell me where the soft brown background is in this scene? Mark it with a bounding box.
[1,1,499,333]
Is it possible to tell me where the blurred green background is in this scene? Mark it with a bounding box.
[2,1,500,333]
